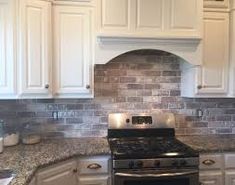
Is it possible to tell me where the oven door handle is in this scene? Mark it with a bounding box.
[115,170,199,178]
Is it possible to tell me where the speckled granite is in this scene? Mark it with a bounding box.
[0,138,110,185]
[177,135,235,153]
[2,135,235,185]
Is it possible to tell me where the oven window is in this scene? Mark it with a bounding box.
[124,178,189,185]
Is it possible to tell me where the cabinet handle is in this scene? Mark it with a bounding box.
[197,85,203,90]
[45,84,49,89]
[73,168,78,173]
[87,163,102,170]
[86,85,90,89]
[202,159,215,166]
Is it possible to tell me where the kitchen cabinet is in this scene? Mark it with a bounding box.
[97,0,203,39]
[53,4,94,98]
[0,0,94,99]
[0,0,17,99]
[78,176,110,185]
[229,0,235,96]
[200,171,223,185]
[181,11,229,97]
[77,156,111,185]
[225,154,235,185]
[18,0,52,98]
[199,154,224,185]
[204,0,229,9]
[36,159,78,185]
[35,156,110,185]
[197,12,229,96]
[199,153,235,185]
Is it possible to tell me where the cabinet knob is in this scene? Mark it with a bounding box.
[87,163,102,170]
[197,85,203,90]
[202,159,215,166]
[45,84,49,89]
[86,85,90,89]
[73,168,78,173]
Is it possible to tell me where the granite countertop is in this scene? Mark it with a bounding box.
[2,135,235,185]
[177,135,235,153]
[0,138,110,185]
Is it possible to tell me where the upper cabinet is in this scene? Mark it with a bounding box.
[0,0,17,99]
[0,0,94,99]
[97,0,203,38]
[197,12,229,96]
[181,1,230,98]
[53,5,94,98]
[18,0,52,98]
[204,0,229,9]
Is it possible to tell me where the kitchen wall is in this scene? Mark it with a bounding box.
[0,50,235,138]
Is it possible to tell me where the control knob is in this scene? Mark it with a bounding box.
[129,161,135,168]
[154,160,160,167]
[180,160,187,166]
[136,161,143,168]
[172,160,178,166]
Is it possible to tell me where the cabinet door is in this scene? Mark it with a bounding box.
[0,0,17,99]
[196,12,229,96]
[18,0,52,98]
[200,171,223,185]
[53,5,93,98]
[134,0,164,34]
[37,160,77,185]
[225,171,235,185]
[78,176,110,185]
[165,0,202,38]
[99,0,132,34]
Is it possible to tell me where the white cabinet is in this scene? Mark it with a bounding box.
[181,11,229,97]
[197,12,229,95]
[97,0,202,38]
[18,0,52,98]
[78,176,110,185]
[225,171,235,185]
[77,156,111,185]
[53,5,94,98]
[225,154,235,185]
[199,154,224,185]
[200,171,223,185]
[0,0,17,99]
[37,160,78,185]
[35,156,110,185]
[204,0,229,9]
[229,0,235,96]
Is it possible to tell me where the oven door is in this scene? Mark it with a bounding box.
[113,169,199,185]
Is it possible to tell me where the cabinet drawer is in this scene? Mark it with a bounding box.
[204,0,229,9]
[225,154,235,168]
[78,156,110,175]
[200,154,223,170]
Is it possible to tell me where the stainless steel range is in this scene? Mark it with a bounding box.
[108,112,199,185]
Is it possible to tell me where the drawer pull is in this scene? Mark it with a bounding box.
[87,163,102,170]
[202,159,215,166]
[73,168,78,173]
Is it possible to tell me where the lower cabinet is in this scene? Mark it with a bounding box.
[225,171,235,185]
[200,153,235,185]
[200,171,223,185]
[36,159,78,185]
[78,176,110,185]
[31,155,110,185]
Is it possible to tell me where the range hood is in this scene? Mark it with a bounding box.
[95,36,202,66]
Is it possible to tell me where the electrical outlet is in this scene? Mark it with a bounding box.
[52,111,58,120]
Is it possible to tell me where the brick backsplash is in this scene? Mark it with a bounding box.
[1,50,235,138]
